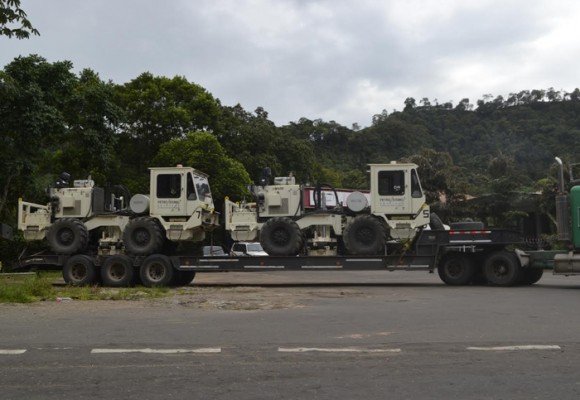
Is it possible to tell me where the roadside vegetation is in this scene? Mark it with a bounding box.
[0,272,170,303]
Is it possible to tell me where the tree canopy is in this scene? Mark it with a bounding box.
[0,0,38,39]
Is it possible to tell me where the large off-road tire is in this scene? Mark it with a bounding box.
[123,217,165,256]
[63,255,97,286]
[437,254,476,285]
[139,254,175,287]
[47,218,89,255]
[100,255,135,287]
[343,215,386,255]
[483,250,522,286]
[260,217,304,256]
[520,267,544,285]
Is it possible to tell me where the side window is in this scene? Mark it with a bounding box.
[157,174,181,199]
[187,173,197,200]
[378,171,405,196]
[233,244,243,252]
[411,169,423,198]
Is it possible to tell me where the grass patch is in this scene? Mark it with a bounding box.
[0,273,172,303]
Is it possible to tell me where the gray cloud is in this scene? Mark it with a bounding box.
[2,0,579,127]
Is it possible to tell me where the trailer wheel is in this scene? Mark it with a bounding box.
[343,215,386,255]
[139,254,175,287]
[63,255,97,286]
[437,254,476,285]
[483,250,522,286]
[101,255,134,287]
[47,218,89,255]
[520,268,544,285]
[260,217,304,256]
[123,217,165,255]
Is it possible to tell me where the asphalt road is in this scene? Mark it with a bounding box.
[1,271,579,400]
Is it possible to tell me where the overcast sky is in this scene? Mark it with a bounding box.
[2,0,580,127]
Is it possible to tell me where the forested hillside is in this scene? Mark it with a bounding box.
[1,55,578,257]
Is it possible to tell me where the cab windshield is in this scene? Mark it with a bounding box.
[193,174,212,202]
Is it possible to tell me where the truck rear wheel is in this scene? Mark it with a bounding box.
[483,250,522,286]
[260,217,304,256]
[101,255,134,287]
[123,217,165,256]
[63,255,97,286]
[343,215,386,255]
[47,218,89,255]
[139,254,174,287]
[437,254,476,285]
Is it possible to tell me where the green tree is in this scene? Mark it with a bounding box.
[115,73,221,183]
[50,68,123,183]
[217,105,317,183]
[0,0,39,39]
[153,132,252,203]
[0,55,77,220]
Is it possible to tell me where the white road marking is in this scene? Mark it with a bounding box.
[467,345,561,351]
[0,349,27,355]
[91,348,222,354]
[278,347,401,353]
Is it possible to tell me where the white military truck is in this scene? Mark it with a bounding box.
[225,162,433,256]
[18,165,218,286]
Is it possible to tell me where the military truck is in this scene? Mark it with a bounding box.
[225,162,433,256]
[18,165,218,286]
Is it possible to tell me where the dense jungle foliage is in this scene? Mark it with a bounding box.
[1,55,578,264]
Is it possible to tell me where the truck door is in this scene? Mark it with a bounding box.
[376,168,411,214]
[154,172,186,216]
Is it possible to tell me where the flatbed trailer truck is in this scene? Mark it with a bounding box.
[17,226,542,287]
[14,157,580,287]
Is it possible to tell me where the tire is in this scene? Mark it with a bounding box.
[449,221,485,230]
[63,255,97,286]
[520,268,544,285]
[483,250,522,286]
[139,254,175,287]
[437,254,476,285]
[173,270,196,286]
[260,217,304,256]
[343,215,386,255]
[47,218,89,254]
[123,217,165,256]
[429,213,445,230]
[101,255,134,287]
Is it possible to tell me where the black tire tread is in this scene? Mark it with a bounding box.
[47,218,89,255]
[139,254,174,287]
[101,255,134,287]
[483,250,522,286]
[63,254,97,286]
[343,215,386,255]
[123,217,165,255]
[437,254,476,285]
[260,217,304,256]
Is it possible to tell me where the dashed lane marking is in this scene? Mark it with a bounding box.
[90,348,222,354]
[278,347,402,353]
[467,345,561,351]
[0,349,27,355]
